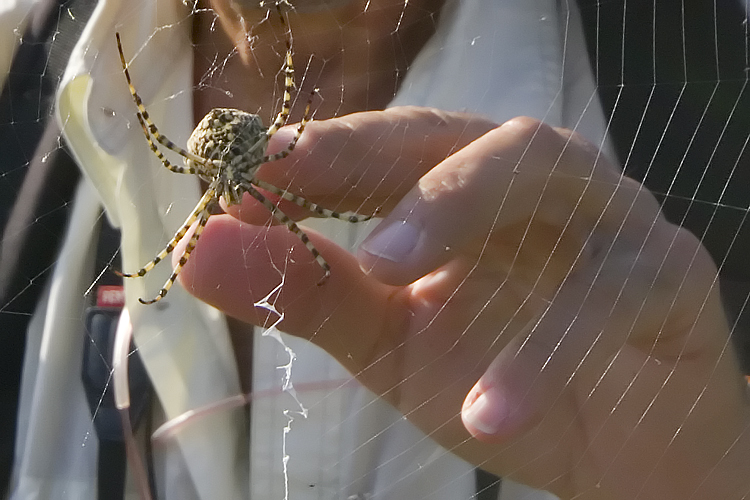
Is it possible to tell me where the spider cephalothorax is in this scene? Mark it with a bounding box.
[114,4,373,305]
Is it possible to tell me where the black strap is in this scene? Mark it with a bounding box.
[578,0,750,280]
[577,0,750,371]
[475,467,502,499]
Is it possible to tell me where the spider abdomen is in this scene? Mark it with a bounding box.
[186,108,268,179]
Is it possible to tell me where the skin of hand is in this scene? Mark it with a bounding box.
[175,106,750,499]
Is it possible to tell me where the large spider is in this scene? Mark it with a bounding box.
[115,8,373,305]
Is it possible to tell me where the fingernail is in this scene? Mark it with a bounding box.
[462,387,509,435]
[360,220,420,262]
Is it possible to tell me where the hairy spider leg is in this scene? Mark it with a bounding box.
[134,112,198,175]
[116,185,216,284]
[265,2,295,140]
[253,179,374,222]
[262,87,317,163]
[139,208,212,305]
[116,32,208,171]
[243,183,332,285]
[265,52,295,139]
[253,87,378,223]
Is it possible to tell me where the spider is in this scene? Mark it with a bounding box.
[115,7,374,305]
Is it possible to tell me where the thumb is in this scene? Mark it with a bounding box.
[459,294,601,443]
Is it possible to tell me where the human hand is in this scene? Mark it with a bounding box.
[178,107,750,499]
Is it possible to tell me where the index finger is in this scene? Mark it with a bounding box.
[227,106,498,224]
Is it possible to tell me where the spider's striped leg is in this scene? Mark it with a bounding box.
[244,183,332,285]
[265,50,295,139]
[140,209,210,304]
[133,112,197,174]
[116,33,206,167]
[254,179,375,222]
[263,87,316,163]
[265,3,295,139]
[116,186,216,280]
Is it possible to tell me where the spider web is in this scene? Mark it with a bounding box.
[1,0,750,499]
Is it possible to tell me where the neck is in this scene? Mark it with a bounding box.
[192,0,442,124]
